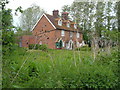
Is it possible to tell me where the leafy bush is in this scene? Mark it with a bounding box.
[29,44,48,51]
[29,44,35,49]
[76,46,91,51]
[38,44,48,51]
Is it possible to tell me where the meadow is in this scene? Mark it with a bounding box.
[2,46,119,88]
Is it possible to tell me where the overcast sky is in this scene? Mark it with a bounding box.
[6,0,74,26]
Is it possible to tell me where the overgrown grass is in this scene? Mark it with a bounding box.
[2,46,119,88]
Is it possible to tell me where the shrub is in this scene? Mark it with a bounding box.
[29,44,48,51]
[38,44,48,51]
[76,46,91,51]
[29,44,35,49]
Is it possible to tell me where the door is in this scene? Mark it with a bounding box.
[55,40,63,49]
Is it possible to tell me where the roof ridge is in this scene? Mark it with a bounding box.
[40,13,80,32]
[45,13,53,17]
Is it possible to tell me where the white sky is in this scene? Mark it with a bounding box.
[6,0,74,26]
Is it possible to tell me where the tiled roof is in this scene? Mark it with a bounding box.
[55,18,61,20]
[45,14,81,32]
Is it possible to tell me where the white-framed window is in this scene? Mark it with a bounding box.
[74,24,77,29]
[58,19,62,26]
[61,30,65,36]
[67,22,70,28]
[76,33,80,38]
[70,32,73,37]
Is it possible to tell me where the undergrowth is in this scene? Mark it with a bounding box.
[2,46,119,88]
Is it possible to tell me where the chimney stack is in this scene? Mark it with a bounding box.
[53,10,59,18]
[62,12,69,20]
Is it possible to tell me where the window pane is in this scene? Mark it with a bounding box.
[76,33,80,38]
[70,32,73,37]
[61,30,65,36]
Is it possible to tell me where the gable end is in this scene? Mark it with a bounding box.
[31,13,56,31]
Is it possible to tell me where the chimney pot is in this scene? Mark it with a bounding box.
[62,12,69,20]
[53,10,59,18]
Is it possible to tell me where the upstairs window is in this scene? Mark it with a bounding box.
[74,24,77,29]
[76,33,80,38]
[70,32,73,37]
[61,30,65,36]
[58,19,62,26]
[67,22,70,28]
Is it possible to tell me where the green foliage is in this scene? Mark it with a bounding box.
[2,1,119,89]
[2,9,13,28]
[1,0,24,55]
[1,1,16,55]
[62,2,118,48]
[62,5,70,12]
[83,30,89,43]
[76,46,91,51]
[2,47,119,88]
[29,44,35,49]
[15,6,23,15]
[38,44,48,51]
[29,44,48,51]
[0,0,9,10]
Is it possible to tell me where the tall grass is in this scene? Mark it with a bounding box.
[2,46,119,88]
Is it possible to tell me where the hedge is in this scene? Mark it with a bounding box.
[29,44,48,51]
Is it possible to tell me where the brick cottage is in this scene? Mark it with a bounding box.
[20,10,85,49]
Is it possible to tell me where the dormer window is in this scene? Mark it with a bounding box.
[74,24,77,29]
[67,22,70,28]
[58,19,62,26]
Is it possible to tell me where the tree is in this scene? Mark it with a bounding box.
[1,0,14,48]
[62,0,118,59]
[1,0,23,55]
[62,5,71,12]
[19,4,44,31]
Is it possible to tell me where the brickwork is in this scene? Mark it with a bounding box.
[20,11,83,49]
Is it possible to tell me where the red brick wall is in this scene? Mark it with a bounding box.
[21,35,37,48]
[31,15,56,49]
[54,30,83,49]
[47,31,56,49]
[32,15,55,36]
[21,15,83,49]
